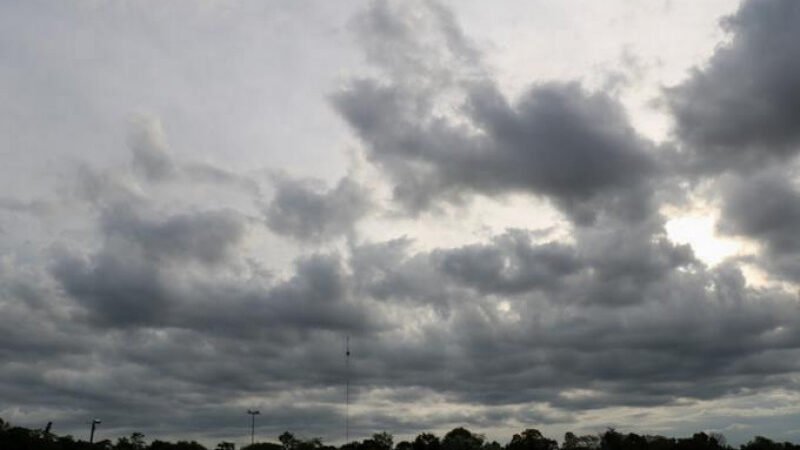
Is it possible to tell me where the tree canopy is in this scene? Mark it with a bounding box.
[2,417,800,450]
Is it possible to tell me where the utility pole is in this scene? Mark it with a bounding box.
[89,419,101,444]
[247,409,260,446]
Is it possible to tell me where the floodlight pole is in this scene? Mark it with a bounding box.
[247,409,260,446]
[89,419,101,444]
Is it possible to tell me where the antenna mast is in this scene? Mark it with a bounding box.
[345,335,350,444]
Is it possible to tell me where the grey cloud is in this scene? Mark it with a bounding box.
[266,175,371,241]
[52,247,174,327]
[129,116,259,193]
[51,175,377,332]
[262,254,365,330]
[354,224,695,307]
[0,326,353,443]
[0,264,86,362]
[436,230,582,295]
[333,1,659,224]
[337,226,799,411]
[464,82,657,220]
[50,204,246,326]
[9,0,800,444]
[719,171,800,252]
[350,238,456,309]
[0,198,54,217]
[3,254,379,442]
[17,217,800,444]
[349,253,800,412]
[50,220,728,432]
[718,169,800,281]
[100,206,247,266]
[75,164,146,209]
[129,117,178,183]
[351,0,483,93]
[181,253,378,336]
[563,221,696,305]
[667,0,800,172]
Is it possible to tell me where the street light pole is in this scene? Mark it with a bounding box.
[247,409,260,446]
[89,419,101,444]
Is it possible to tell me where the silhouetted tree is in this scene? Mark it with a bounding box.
[623,433,648,450]
[644,435,675,450]
[280,432,299,450]
[96,439,115,450]
[116,432,147,450]
[242,443,282,450]
[600,429,624,450]
[413,433,441,450]
[2,416,800,450]
[740,436,787,450]
[674,432,728,450]
[296,437,324,450]
[373,432,394,450]
[483,440,503,450]
[709,433,727,449]
[441,428,485,450]
[506,429,557,450]
[150,440,208,450]
[563,432,600,450]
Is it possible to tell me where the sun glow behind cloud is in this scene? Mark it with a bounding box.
[665,214,743,266]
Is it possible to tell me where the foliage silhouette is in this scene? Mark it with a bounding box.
[4,417,800,450]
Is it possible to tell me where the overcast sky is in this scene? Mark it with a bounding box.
[3,0,800,447]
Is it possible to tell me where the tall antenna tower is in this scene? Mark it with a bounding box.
[345,335,350,444]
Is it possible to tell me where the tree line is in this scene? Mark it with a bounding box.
[2,417,798,450]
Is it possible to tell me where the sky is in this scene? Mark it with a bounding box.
[2,0,800,447]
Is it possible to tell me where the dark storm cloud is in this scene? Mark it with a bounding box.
[350,238,456,308]
[346,242,800,411]
[462,82,658,224]
[260,254,365,330]
[332,1,659,224]
[353,224,695,307]
[436,230,581,295]
[719,171,800,252]
[52,225,374,333]
[266,175,371,241]
[16,193,800,444]
[0,265,85,361]
[0,323,354,442]
[45,113,377,334]
[177,253,378,336]
[45,207,788,436]
[49,204,248,326]
[667,0,800,172]
[52,247,173,327]
[0,261,376,441]
[100,207,246,266]
[718,169,800,281]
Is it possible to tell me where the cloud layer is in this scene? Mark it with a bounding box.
[2,0,800,447]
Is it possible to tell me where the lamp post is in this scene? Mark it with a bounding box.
[89,419,101,444]
[247,409,260,446]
